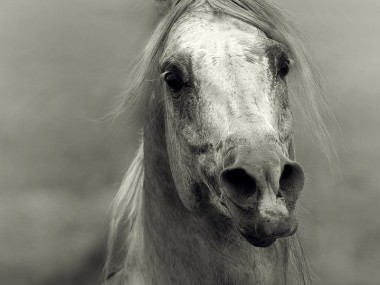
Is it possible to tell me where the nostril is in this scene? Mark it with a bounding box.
[221,168,257,200]
[279,163,305,193]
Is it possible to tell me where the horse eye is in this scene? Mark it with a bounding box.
[279,59,290,79]
[164,72,184,93]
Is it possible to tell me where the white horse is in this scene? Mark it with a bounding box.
[104,0,329,284]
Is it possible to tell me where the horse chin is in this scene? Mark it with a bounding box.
[239,230,277,248]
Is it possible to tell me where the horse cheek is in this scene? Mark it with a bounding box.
[165,114,204,211]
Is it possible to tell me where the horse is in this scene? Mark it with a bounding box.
[104,0,330,284]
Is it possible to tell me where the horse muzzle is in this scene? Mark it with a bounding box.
[220,143,304,247]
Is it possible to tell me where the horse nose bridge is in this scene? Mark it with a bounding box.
[227,112,275,135]
[221,131,282,169]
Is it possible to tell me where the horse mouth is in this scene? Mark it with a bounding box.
[239,229,277,248]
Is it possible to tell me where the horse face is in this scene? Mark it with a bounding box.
[160,7,304,247]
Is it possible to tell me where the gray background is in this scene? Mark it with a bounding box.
[1,0,379,284]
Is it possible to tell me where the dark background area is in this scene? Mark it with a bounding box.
[1,0,379,284]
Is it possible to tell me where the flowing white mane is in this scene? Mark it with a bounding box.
[104,142,144,280]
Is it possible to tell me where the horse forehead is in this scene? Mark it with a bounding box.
[164,12,269,62]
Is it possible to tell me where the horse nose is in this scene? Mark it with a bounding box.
[221,148,304,205]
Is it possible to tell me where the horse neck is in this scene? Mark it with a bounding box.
[136,97,288,285]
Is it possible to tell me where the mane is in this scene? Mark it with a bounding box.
[105,0,334,283]
[104,142,144,281]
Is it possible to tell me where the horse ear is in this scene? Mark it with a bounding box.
[155,0,178,16]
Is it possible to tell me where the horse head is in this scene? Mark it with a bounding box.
[158,1,305,247]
